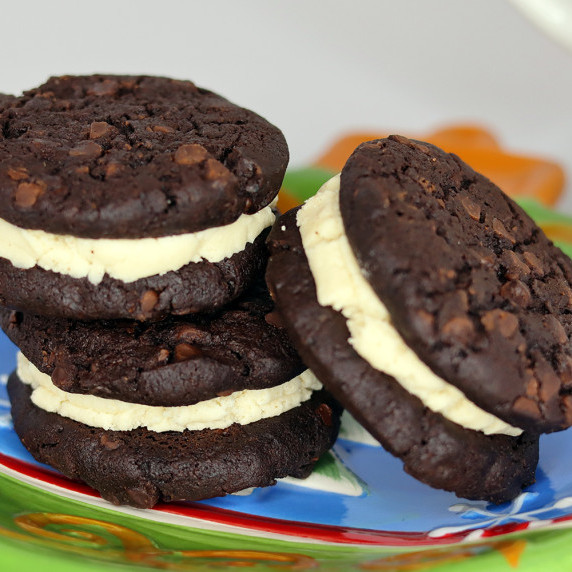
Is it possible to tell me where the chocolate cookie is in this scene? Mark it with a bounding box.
[0,75,287,237]
[0,75,288,319]
[1,280,304,406]
[266,199,538,503]
[339,136,572,433]
[9,373,341,508]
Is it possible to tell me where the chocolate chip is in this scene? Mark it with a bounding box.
[140,290,159,314]
[315,403,333,426]
[173,143,210,165]
[69,140,103,159]
[51,367,74,391]
[6,166,29,181]
[14,181,44,208]
[500,280,531,307]
[481,309,519,338]
[89,121,114,139]
[173,342,203,362]
[459,194,481,221]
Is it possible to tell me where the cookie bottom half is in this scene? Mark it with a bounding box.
[8,372,341,508]
[0,231,269,321]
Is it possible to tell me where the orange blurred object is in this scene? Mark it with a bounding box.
[276,191,300,215]
[313,125,565,206]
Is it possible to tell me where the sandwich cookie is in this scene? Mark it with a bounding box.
[0,75,288,319]
[6,283,341,507]
[264,136,565,502]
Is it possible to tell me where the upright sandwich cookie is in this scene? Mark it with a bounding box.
[264,135,572,502]
[0,75,288,320]
[5,283,341,507]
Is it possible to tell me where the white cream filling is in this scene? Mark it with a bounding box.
[297,174,522,437]
[0,203,275,285]
[16,353,322,433]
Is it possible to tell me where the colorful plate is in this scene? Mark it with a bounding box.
[2,175,572,571]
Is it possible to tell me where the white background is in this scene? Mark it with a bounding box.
[2,0,572,209]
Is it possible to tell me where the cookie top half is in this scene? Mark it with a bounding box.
[339,136,572,433]
[1,280,304,406]
[0,75,288,238]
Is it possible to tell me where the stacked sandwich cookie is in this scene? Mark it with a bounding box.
[267,135,572,503]
[0,75,341,508]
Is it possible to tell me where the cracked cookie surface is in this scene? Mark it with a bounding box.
[0,75,288,238]
[339,136,572,433]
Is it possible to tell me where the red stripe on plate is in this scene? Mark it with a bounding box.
[1,452,561,546]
